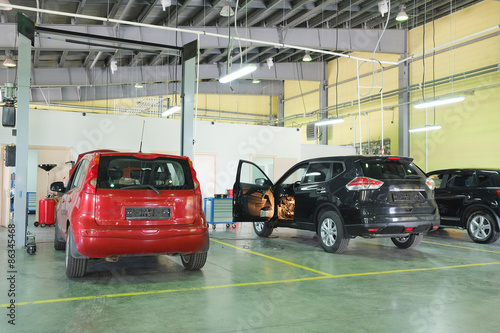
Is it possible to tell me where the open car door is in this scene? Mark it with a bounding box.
[233,160,275,222]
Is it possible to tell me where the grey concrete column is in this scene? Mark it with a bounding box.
[318,62,328,145]
[398,54,410,157]
[14,15,33,248]
[277,93,284,127]
[180,40,197,159]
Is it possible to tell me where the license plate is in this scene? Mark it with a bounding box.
[125,207,171,220]
[392,192,423,202]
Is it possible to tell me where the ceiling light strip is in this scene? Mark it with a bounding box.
[219,64,257,83]
[315,118,345,126]
[162,105,181,117]
[414,95,465,109]
[408,125,442,133]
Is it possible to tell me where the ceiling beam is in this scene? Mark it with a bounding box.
[27,80,285,103]
[0,62,323,101]
[0,24,406,54]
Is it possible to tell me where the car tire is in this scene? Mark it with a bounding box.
[253,221,273,238]
[54,221,66,251]
[391,233,423,249]
[466,211,500,244]
[181,252,208,270]
[65,226,88,278]
[317,211,350,253]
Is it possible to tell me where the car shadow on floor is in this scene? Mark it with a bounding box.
[80,255,205,284]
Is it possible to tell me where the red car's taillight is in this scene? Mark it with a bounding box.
[496,190,500,197]
[346,177,384,190]
[187,158,203,212]
[83,155,100,194]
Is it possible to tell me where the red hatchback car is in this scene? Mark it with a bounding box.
[50,151,209,278]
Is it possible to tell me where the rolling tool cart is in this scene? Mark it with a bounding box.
[204,197,236,229]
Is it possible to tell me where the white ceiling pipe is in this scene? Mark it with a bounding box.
[401,25,500,64]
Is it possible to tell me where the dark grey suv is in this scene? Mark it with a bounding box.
[233,156,440,253]
[427,168,500,244]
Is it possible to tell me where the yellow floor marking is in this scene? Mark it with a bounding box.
[423,240,500,255]
[211,239,333,276]
[3,261,500,308]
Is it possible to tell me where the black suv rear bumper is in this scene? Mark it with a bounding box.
[345,213,441,238]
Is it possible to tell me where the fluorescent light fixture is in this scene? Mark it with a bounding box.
[414,96,465,109]
[252,78,261,84]
[219,64,257,83]
[161,0,171,11]
[315,118,345,126]
[3,57,16,68]
[409,125,442,133]
[220,1,234,17]
[302,52,312,62]
[395,7,409,22]
[0,0,12,11]
[134,83,144,88]
[162,105,181,117]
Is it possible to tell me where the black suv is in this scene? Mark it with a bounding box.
[233,156,440,253]
[427,169,500,244]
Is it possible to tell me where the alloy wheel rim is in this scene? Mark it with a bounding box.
[321,218,337,247]
[395,236,409,243]
[470,215,492,240]
[255,222,264,232]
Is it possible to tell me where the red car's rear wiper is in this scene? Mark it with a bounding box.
[121,184,161,195]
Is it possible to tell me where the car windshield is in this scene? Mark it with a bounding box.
[360,159,423,180]
[96,156,193,190]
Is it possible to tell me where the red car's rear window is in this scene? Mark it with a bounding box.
[96,155,193,190]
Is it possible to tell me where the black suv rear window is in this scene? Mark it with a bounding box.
[97,156,193,190]
[359,159,423,180]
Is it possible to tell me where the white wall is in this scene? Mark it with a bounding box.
[0,109,301,196]
[27,149,38,192]
[301,144,356,161]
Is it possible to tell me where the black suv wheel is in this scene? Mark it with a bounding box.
[466,211,500,244]
[391,233,423,249]
[253,221,273,237]
[317,211,349,253]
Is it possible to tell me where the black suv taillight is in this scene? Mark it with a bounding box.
[346,177,384,190]
[425,177,436,191]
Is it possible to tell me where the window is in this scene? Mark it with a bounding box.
[446,173,475,188]
[281,164,308,186]
[97,156,192,190]
[429,173,445,189]
[303,163,331,184]
[360,160,423,180]
[476,172,500,187]
[332,162,344,177]
[69,159,89,190]
[240,162,270,186]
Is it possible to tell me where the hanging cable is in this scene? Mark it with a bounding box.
[432,2,437,125]
[421,1,427,102]
[357,0,391,97]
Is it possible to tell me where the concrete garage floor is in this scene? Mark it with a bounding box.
[1,216,500,333]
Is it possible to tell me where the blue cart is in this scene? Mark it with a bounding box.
[203,197,236,229]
